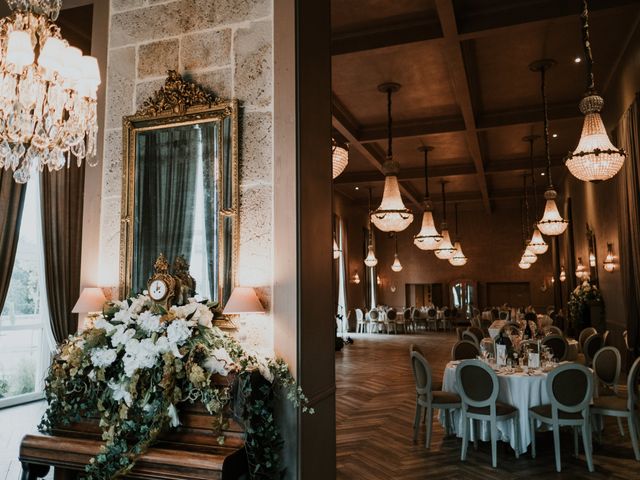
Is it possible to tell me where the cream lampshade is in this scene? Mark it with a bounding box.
[72,287,107,314]
[223,287,265,314]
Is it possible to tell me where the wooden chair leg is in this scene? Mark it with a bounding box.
[412,403,421,444]
[426,405,433,449]
[530,416,537,458]
[461,415,469,461]
[553,424,562,472]
[582,421,594,472]
[490,419,498,468]
[627,414,640,461]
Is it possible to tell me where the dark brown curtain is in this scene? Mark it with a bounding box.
[618,93,640,357]
[41,164,85,343]
[0,171,26,312]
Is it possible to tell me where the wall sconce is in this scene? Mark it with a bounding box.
[559,266,566,282]
[376,275,382,286]
[351,272,360,284]
[603,243,615,273]
[575,257,589,280]
[589,249,596,268]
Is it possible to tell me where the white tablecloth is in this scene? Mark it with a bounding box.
[440,361,551,454]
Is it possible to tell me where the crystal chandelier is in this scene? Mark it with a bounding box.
[523,135,548,254]
[449,203,467,266]
[522,247,538,264]
[520,174,538,265]
[391,234,402,272]
[530,59,568,236]
[518,259,532,270]
[0,0,101,183]
[370,83,413,232]
[414,145,443,250]
[566,0,626,182]
[434,181,456,260]
[332,137,348,179]
[364,187,378,267]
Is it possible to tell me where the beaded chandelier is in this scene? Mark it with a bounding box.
[0,0,101,183]
[413,146,443,250]
[434,182,456,260]
[331,138,348,179]
[391,235,402,272]
[523,135,548,255]
[449,203,467,266]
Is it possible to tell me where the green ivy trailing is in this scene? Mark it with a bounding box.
[568,280,605,332]
[38,294,312,479]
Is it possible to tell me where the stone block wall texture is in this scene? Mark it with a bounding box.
[99,0,274,354]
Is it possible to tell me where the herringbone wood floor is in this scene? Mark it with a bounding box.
[336,332,640,480]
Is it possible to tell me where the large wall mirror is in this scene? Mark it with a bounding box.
[119,71,238,305]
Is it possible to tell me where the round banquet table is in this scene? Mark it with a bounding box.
[440,361,552,454]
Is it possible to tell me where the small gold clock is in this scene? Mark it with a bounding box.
[147,253,176,309]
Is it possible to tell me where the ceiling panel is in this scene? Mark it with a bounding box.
[331,0,436,32]
[373,132,473,169]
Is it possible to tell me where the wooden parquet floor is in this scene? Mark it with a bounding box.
[336,332,640,480]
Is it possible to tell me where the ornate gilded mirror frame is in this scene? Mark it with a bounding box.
[119,70,239,303]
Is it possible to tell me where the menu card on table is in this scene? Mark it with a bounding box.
[496,344,507,367]
[528,352,540,369]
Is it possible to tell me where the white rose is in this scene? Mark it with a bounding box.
[111,325,136,348]
[90,347,117,368]
[108,380,132,406]
[94,317,115,334]
[113,309,132,325]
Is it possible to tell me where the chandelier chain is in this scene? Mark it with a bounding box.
[386,88,392,159]
[523,174,530,237]
[423,148,429,199]
[441,181,447,221]
[527,137,538,214]
[580,0,596,94]
[454,202,459,238]
[540,67,553,187]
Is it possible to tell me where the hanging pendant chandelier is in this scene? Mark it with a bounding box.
[449,203,467,266]
[434,181,456,260]
[364,187,378,267]
[523,135,549,254]
[370,83,413,232]
[414,145,443,250]
[332,137,349,179]
[530,59,568,236]
[520,174,538,264]
[559,266,567,282]
[518,259,532,270]
[391,234,403,272]
[575,257,588,280]
[0,0,101,183]
[565,0,626,182]
[522,246,538,264]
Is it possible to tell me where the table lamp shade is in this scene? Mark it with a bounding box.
[72,287,107,313]
[223,287,264,314]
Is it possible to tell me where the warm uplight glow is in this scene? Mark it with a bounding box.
[574,56,582,63]
[391,254,403,272]
[413,202,442,250]
[364,244,378,267]
[537,188,568,236]
[449,241,467,266]
[434,225,456,260]
[566,94,626,182]
[528,227,548,255]
[603,243,615,272]
[371,173,414,232]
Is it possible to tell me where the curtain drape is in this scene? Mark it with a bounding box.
[41,164,85,343]
[202,122,219,302]
[133,126,198,293]
[338,217,349,323]
[0,171,26,313]
[617,93,640,357]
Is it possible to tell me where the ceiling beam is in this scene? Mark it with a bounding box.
[329,1,637,56]
[332,94,422,208]
[331,14,442,56]
[346,187,544,206]
[435,0,491,213]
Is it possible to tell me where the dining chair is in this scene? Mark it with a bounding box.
[542,335,569,362]
[369,309,381,333]
[442,308,453,331]
[578,327,597,353]
[524,312,537,322]
[468,326,485,342]
[544,325,563,336]
[520,339,540,354]
[462,330,480,347]
[529,363,594,472]
[451,340,480,361]
[400,308,412,334]
[426,308,438,332]
[602,330,610,346]
[583,333,604,367]
[591,356,640,461]
[456,359,520,468]
[355,308,366,333]
[410,345,461,449]
[385,308,398,334]
[623,330,632,352]
[498,322,521,337]
[592,346,627,436]
[498,311,509,321]
[491,308,500,320]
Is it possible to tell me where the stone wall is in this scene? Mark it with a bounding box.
[99,0,274,354]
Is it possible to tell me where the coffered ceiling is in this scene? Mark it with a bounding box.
[331,0,640,213]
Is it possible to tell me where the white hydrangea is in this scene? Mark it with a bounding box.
[90,347,117,368]
[138,310,162,334]
[108,380,132,406]
[113,309,132,325]
[94,317,115,334]
[167,319,192,345]
[110,325,136,348]
[203,348,234,376]
[122,338,159,376]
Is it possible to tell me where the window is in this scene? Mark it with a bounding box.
[0,181,53,407]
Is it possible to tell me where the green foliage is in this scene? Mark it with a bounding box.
[568,280,605,332]
[39,295,311,479]
[3,256,39,316]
